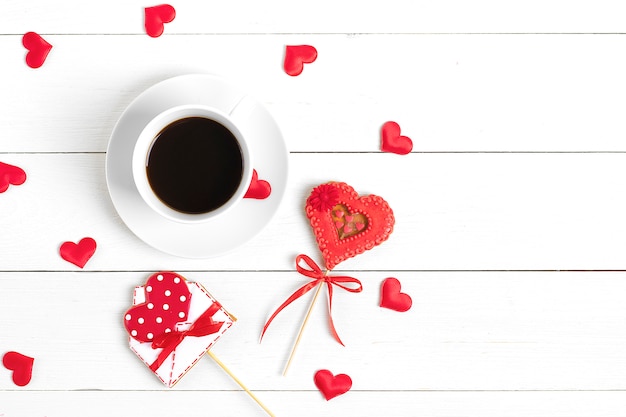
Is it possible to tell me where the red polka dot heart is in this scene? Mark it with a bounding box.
[124,272,192,342]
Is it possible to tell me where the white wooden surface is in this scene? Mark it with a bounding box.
[2,1,626,416]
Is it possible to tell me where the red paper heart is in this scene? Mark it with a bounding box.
[59,237,97,268]
[144,4,176,38]
[314,369,352,401]
[22,32,52,69]
[381,121,413,155]
[2,351,34,387]
[380,277,412,312]
[124,272,192,343]
[284,45,317,76]
[306,182,394,270]
[0,161,27,193]
[244,169,271,199]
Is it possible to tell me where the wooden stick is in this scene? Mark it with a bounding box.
[282,281,324,376]
[206,350,275,417]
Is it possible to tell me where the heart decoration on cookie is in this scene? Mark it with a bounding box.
[284,45,317,76]
[244,169,271,200]
[0,161,27,193]
[144,4,176,38]
[124,272,193,343]
[2,351,34,386]
[306,182,395,270]
[22,32,52,68]
[314,369,352,401]
[380,277,412,312]
[381,121,413,155]
[59,237,97,268]
[332,206,368,239]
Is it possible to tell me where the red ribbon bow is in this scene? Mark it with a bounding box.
[261,254,363,346]
[149,302,224,372]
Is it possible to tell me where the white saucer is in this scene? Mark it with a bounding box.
[105,74,288,258]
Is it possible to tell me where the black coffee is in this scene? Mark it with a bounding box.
[146,117,243,214]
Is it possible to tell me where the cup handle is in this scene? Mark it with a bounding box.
[229,95,259,123]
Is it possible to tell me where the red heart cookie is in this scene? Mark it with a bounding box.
[284,45,317,76]
[124,272,192,343]
[2,351,34,386]
[381,121,413,155]
[306,182,394,270]
[22,32,52,69]
[144,4,176,38]
[0,161,27,193]
[380,277,412,312]
[244,169,271,199]
[59,237,96,268]
[314,369,352,401]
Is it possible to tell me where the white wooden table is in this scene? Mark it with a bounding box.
[2,1,626,415]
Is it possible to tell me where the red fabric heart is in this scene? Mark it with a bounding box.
[124,272,192,343]
[381,121,413,155]
[314,369,352,401]
[306,182,394,270]
[284,45,317,76]
[59,237,97,268]
[0,161,27,193]
[244,169,271,199]
[22,32,52,69]
[2,351,34,387]
[380,277,412,312]
[144,4,176,38]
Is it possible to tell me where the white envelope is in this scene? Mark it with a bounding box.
[128,279,235,387]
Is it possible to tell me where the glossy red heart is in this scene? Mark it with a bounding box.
[59,237,97,268]
[380,277,412,312]
[124,272,192,343]
[314,369,352,401]
[22,32,52,69]
[2,351,34,386]
[284,45,317,76]
[306,182,394,270]
[244,169,271,199]
[381,121,413,155]
[0,161,27,193]
[144,4,176,38]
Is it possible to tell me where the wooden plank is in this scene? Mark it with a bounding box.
[0,271,625,391]
[2,35,626,152]
[4,0,626,34]
[1,153,626,271]
[1,390,625,417]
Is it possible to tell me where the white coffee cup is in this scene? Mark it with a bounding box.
[132,104,252,223]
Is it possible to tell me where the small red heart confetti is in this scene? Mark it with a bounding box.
[380,277,412,312]
[144,4,176,38]
[244,169,271,199]
[2,351,34,387]
[59,237,97,268]
[314,369,352,401]
[306,182,395,270]
[22,32,52,69]
[381,121,413,155]
[0,161,26,193]
[284,45,317,76]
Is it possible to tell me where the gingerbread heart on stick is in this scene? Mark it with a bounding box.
[262,182,395,375]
